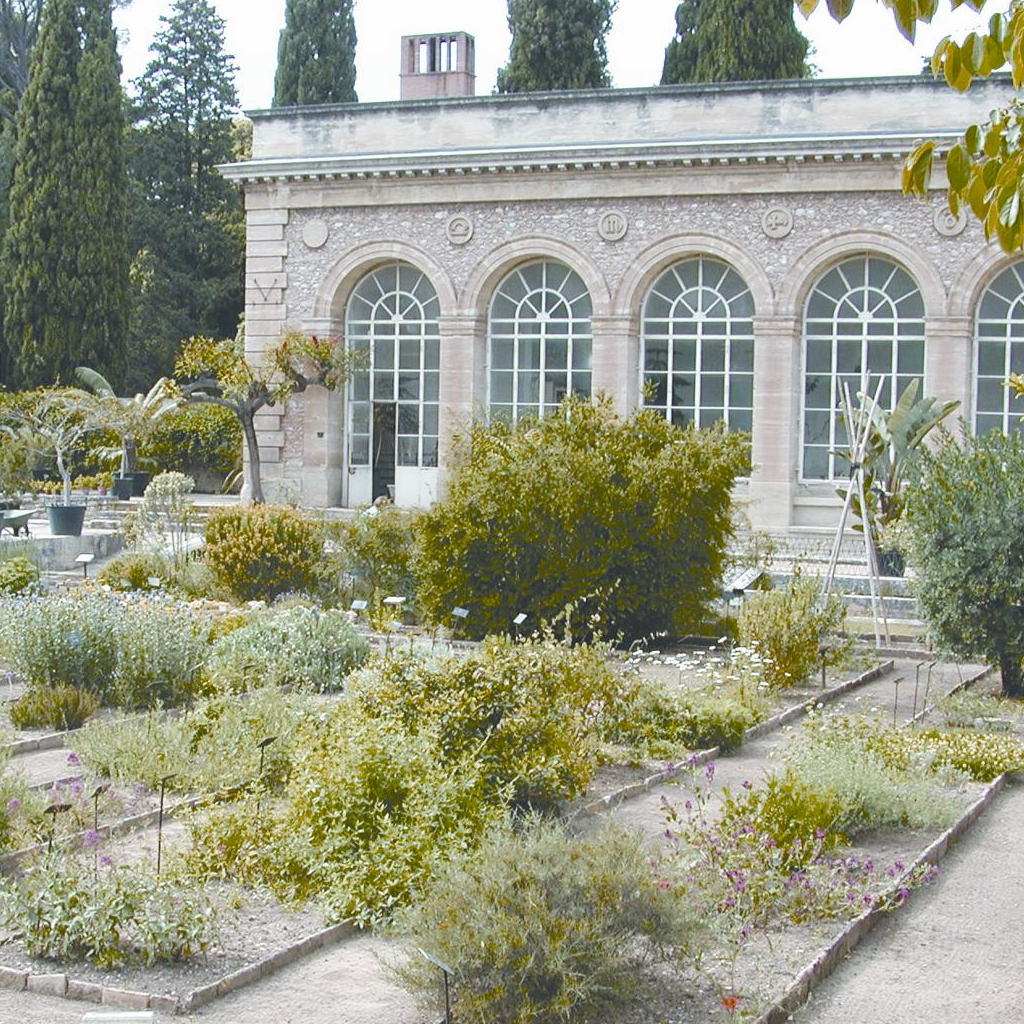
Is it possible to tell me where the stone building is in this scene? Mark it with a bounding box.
[222,36,1019,537]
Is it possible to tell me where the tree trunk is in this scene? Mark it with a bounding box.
[999,651,1024,699]
[241,410,264,504]
[123,434,137,477]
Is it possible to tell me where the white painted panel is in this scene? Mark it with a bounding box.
[347,467,372,508]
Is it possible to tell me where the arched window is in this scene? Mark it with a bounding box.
[488,260,592,422]
[346,263,440,476]
[802,256,925,480]
[975,263,1024,436]
[640,257,754,431]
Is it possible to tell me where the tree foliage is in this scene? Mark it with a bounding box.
[415,396,750,642]
[496,0,617,93]
[274,0,357,106]
[128,0,243,389]
[172,329,360,503]
[662,0,810,84]
[2,0,127,388]
[800,0,1024,251]
[903,427,1024,697]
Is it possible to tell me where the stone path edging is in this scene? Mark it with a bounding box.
[572,660,894,820]
[0,919,358,1015]
[751,773,1009,1024]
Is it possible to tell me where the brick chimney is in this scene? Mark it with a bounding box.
[400,32,475,100]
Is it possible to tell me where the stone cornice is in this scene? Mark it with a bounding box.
[219,130,959,185]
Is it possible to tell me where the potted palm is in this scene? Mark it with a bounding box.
[19,389,94,536]
[75,367,179,498]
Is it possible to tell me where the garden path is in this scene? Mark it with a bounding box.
[5,745,78,787]
[793,780,1024,1024]
[599,659,981,842]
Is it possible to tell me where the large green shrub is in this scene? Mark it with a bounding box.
[185,707,504,924]
[144,402,241,482]
[415,396,749,641]
[349,637,618,809]
[737,574,849,689]
[0,591,208,708]
[204,605,369,692]
[390,817,703,1024]
[204,503,324,602]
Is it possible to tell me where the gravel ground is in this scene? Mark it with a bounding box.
[795,781,1024,1024]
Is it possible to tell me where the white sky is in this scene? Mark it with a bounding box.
[113,0,993,111]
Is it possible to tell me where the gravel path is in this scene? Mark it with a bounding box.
[795,781,1024,1024]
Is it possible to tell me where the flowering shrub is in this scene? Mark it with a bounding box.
[0,591,208,708]
[204,503,325,602]
[738,574,850,689]
[0,555,39,595]
[204,605,369,692]
[663,764,936,938]
[809,716,1024,783]
[349,637,619,809]
[9,684,100,731]
[0,855,218,967]
[390,817,705,1024]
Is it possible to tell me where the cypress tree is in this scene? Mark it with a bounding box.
[128,0,243,389]
[1,0,81,386]
[661,0,810,85]
[496,0,617,93]
[70,0,128,387]
[274,0,357,106]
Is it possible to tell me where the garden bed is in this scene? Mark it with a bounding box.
[0,883,340,1012]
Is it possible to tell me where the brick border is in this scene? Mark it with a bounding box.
[572,660,894,819]
[751,773,1008,1024]
[0,919,358,1015]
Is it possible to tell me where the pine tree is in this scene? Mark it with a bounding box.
[274,0,357,106]
[496,0,617,93]
[661,0,810,85]
[1,0,81,386]
[128,0,243,390]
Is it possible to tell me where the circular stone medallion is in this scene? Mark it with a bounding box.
[761,206,794,239]
[446,215,474,245]
[598,209,629,242]
[301,219,330,249]
[933,205,968,237]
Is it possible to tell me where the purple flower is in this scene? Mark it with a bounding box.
[741,780,752,789]
[99,855,113,868]
[66,752,81,767]
[897,887,911,902]
[705,762,716,783]
[82,829,102,849]
[6,798,20,813]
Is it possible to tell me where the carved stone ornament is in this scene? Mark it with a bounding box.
[933,205,968,237]
[761,206,794,239]
[597,209,629,242]
[446,214,474,245]
[301,219,330,249]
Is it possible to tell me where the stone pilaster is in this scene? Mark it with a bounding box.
[747,315,802,532]
[925,315,973,418]
[437,314,485,498]
[590,313,638,414]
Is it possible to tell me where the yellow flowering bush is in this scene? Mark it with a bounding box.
[204,503,324,602]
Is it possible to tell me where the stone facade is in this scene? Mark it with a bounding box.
[222,74,1017,536]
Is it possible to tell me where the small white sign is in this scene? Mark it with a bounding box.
[513,613,528,626]
[384,595,407,606]
[350,600,368,612]
[452,606,469,619]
